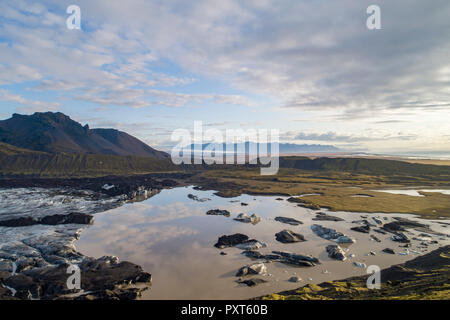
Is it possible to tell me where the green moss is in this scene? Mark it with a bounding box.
[257,246,450,300]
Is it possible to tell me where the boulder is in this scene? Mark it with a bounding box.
[353,261,367,268]
[311,224,355,243]
[390,232,410,243]
[9,256,152,300]
[373,228,387,235]
[272,251,319,267]
[188,194,210,202]
[287,197,303,203]
[40,212,94,225]
[237,278,268,287]
[383,217,428,233]
[336,236,355,244]
[370,235,382,242]
[382,248,395,254]
[372,217,383,225]
[206,209,231,217]
[326,245,347,261]
[351,225,370,234]
[241,251,264,259]
[214,234,249,248]
[0,213,94,227]
[288,276,301,283]
[234,213,261,224]
[274,216,303,226]
[236,240,267,251]
[275,230,306,243]
[236,263,267,277]
[313,212,344,222]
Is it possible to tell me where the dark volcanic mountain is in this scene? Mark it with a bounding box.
[0,112,168,158]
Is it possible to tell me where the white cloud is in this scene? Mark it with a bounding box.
[1,0,449,151]
[0,89,61,113]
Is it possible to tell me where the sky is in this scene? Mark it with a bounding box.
[0,0,449,154]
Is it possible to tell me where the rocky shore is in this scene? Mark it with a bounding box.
[0,174,183,300]
[0,173,186,200]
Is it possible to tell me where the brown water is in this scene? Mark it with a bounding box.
[76,186,450,300]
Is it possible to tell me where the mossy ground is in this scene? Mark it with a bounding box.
[194,168,450,218]
[259,246,450,300]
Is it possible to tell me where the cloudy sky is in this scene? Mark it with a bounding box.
[0,0,449,154]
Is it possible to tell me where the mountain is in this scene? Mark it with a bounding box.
[189,142,340,154]
[0,141,177,178]
[0,112,168,158]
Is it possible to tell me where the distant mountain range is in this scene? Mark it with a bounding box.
[189,142,340,154]
[1,111,447,179]
[0,112,168,159]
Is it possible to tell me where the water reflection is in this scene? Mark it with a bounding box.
[76,186,450,300]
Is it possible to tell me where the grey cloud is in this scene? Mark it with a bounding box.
[1,0,450,127]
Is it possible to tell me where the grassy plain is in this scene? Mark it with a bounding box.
[193,167,450,219]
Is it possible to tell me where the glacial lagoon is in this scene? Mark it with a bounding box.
[74,186,450,299]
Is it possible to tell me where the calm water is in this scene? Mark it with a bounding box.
[373,189,450,197]
[76,186,450,300]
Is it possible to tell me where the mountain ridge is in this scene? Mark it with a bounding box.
[0,112,168,159]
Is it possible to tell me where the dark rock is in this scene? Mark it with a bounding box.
[241,203,249,206]
[287,197,302,203]
[272,251,319,267]
[326,245,346,261]
[0,217,36,227]
[0,212,93,227]
[220,252,227,256]
[236,263,267,277]
[370,235,382,243]
[0,285,16,300]
[391,232,410,243]
[373,228,387,234]
[214,234,249,248]
[187,194,210,202]
[372,217,383,225]
[4,274,40,299]
[383,217,428,234]
[12,256,152,300]
[297,203,321,210]
[241,251,264,259]
[313,212,344,222]
[311,224,355,243]
[206,209,231,217]
[275,230,306,243]
[275,216,303,226]
[237,278,268,287]
[382,248,395,254]
[235,240,267,250]
[351,225,370,234]
[234,213,261,224]
[40,212,94,225]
